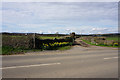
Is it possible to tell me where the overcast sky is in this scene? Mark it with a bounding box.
[2,2,118,34]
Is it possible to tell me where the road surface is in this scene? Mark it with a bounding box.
[2,46,118,78]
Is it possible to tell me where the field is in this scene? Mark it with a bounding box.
[106,37,118,41]
[39,36,61,39]
[3,35,61,39]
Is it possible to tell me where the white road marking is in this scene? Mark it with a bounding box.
[104,57,118,60]
[0,63,61,70]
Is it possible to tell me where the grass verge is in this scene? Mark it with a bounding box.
[2,45,72,55]
[2,46,26,55]
[57,46,71,50]
[2,46,43,55]
[82,39,119,48]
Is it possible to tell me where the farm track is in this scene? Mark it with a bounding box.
[73,38,90,47]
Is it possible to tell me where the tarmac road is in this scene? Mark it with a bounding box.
[2,46,118,78]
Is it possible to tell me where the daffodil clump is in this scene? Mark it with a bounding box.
[42,42,71,50]
[113,43,118,46]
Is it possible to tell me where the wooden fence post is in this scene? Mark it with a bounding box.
[70,32,76,43]
[33,33,36,49]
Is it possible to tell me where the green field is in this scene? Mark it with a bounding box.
[3,35,62,40]
[39,36,61,39]
[106,37,118,41]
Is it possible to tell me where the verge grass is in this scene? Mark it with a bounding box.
[2,45,72,55]
[82,39,119,48]
[2,46,43,55]
[57,46,71,50]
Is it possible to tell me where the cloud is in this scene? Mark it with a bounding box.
[2,2,118,21]
[2,0,119,2]
[92,28,108,31]
[2,2,118,34]
[18,24,47,28]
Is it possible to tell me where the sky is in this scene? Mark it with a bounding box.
[2,2,118,34]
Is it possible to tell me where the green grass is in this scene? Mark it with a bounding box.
[57,46,71,50]
[2,46,44,55]
[39,36,61,39]
[82,39,93,45]
[10,36,26,37]
[82,39,119,48]
[2,45,72,55]
[3,35,62,40]
[106,37,118,41]
[3,35,26,37]
[2,46,24,55]
[9,35,61,39]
